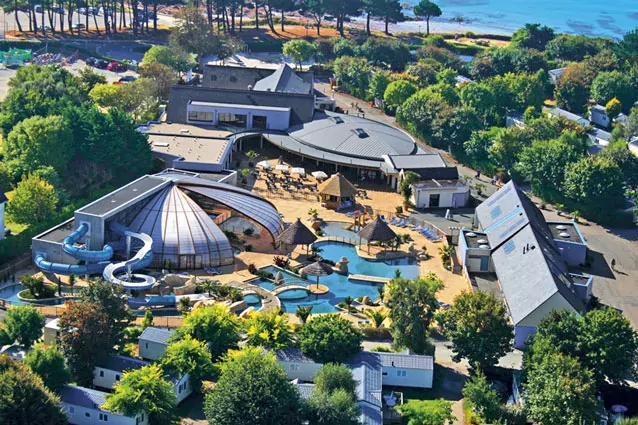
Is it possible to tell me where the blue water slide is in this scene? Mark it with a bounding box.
[34,254,109,275]
[62,223,114,262]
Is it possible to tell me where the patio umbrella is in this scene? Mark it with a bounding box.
[611,405,628,413]
[276,164,289,172]
[357,216,397,253]
[291,167,306,176]
[256,160,272,169]
[276,218,317,253]
[300,259,334,289]
[312,171,328,180]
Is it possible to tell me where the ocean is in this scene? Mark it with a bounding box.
[402,0,637,39]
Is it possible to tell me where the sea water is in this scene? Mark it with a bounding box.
[403,0,637,39]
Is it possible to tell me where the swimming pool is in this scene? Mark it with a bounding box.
[258,242,419,313]
[0,284,73,306]
[321,221,367,243]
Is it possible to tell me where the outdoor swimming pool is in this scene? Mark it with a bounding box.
[258,242,419,313]
[321,221,366,243]
[0,284,73,306]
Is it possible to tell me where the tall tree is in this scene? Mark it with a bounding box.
[244,310,292,350]
[282,39,317,70]
[78,280,133,348]
[510,23,555,51]
[444,291,514,371]
[314,363,357,398]
[305,389,360,425]
[386,274,443,354]
[160,335,214,392]
[23,344,71,394]
[524,353,597,425]
[298,315,363,363]
[413,0,441,35]
[204,348,301,425]
[58,301,113,386]
[303,0,326,35]
[104,364,178,425]
[0,356,68,425]
[462,370,502,424]
[2,305,45,349]
[170,6,223,69]
[172,304,240,360]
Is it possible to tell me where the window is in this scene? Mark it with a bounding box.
[289,364,299,372]
[145,343,148,349]
[210,75,217,81]
[429,194,440,208]
[99,413,109,422]
[85,412,91,418]
[382,372,388,376]
[99,370,104,377]
[252,115,268,129]
[69,407,75,415]
[218,112,247,127]
[178,384,182,394]
[115,374,120,381]
[188,110,214,123]
[396,370,407,377]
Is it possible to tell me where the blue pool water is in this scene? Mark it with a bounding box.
[243,294,263,312]
[321,221,367,243]
[258,242,419,313]
[0,284,73,306]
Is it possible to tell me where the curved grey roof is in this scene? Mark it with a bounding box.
[289,111,418,161]
[128,185,234,269]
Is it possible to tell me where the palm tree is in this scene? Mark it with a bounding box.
[295,305,313,324]
[438,245,453,269]
[344,296,354,312]
[377,285,385,302]
[177,297,191,316]
[365,309,387,328]
[229,287,243,303]
[201,279,217,297]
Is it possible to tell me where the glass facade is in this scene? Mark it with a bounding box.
[188,110,214,122]
[218,112,247,127]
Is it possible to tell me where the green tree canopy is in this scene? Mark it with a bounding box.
[305,388,360,425]
[369,69,392,100]
[359,38,412,71]
[160,335,214,392]
[314,363,357,398]
[384,80,418,110]
[605,97,622,119]
[444,291,514,371]
[413,0,442,35]
[299,315,363,363]
[0,356,68,425]
[386,274,443,354]
[462,370,502,424]
[2,305,45,349]
[554,64,590,113]
[169,6,224,67]
[78,280,133,348]
[204,348,301,425]
[524,353,597,425]
[510,23,555,50]
[333,56,370,98]
[104,364,178,425]
[23,344,71,394]
[142,45,192,72]
[406,61,438,87]
[172,304,240,360]
[591,70,636,109]
[6,174,58,226]
[546,34,602,61]
[244,310,293,350]
[282,39,317,70]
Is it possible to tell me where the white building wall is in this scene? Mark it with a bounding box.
[93,367,125,390]
[381,367,433,389]
[139,340,169,361]
[278,360,322,382]
[43,319,60,347]
[412,186,469,209]
[186,104,290,130]
[516,292,578,328]
[174,373,193,404]
[61,403,146,425]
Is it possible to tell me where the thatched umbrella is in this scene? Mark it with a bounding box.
[357,216,397,253]
[317,173,357,208]
[300,260,334,289]
[276,218,317,253]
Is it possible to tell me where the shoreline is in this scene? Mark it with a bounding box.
[348,15,513,36]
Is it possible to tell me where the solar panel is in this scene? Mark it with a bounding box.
[503,240,516,255]
[490,205,502,220]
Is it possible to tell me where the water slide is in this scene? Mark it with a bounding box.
[127,294,176,307]
[34,223,114,275]
[102,222,156,291]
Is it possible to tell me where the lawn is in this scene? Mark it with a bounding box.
[383,364,450,403]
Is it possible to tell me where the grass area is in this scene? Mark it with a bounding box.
[383,365,448,403]
[17,284,58,300]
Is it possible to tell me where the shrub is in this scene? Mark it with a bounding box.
[273,256,291,268]
[247,263,257,274]
[243,227,255,236]
[360,327,392,340]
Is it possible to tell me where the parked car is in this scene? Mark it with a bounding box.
[85,56,97,66]
[77,7,87,14]
[107,61,126,72]
[90,7,99,15]
[118,75,137,83]
[39,25,52,31]
[72,23,86,29]
[95,59,109,69]
[35,5,43,13]
[53,6,65,14]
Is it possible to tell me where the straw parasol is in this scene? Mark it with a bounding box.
[300,259,334,289]
[276,218,317,253]
[317,173,357,207]
[357,216,397,253]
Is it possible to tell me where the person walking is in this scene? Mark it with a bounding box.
[611,258,616,271]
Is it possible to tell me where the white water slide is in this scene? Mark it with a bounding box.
[102,224,156,290]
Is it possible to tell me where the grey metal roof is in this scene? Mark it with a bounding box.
[477,181,585,325]
[590,104,606,113]
[549,108,590,125]
[359,402,383,425]
[289,111,418,161]
[139,327,173,345]
[588,128,611,142]
[275,347,316,363]
[375,351,434,370]
[386,153,446,170]
[77,175,169,217]
[350,362,382,407]
[548,68,566,76]
[295,383,316,400]
[60,385,108,410]
[96,355,149,373]
[253,64,312,94]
